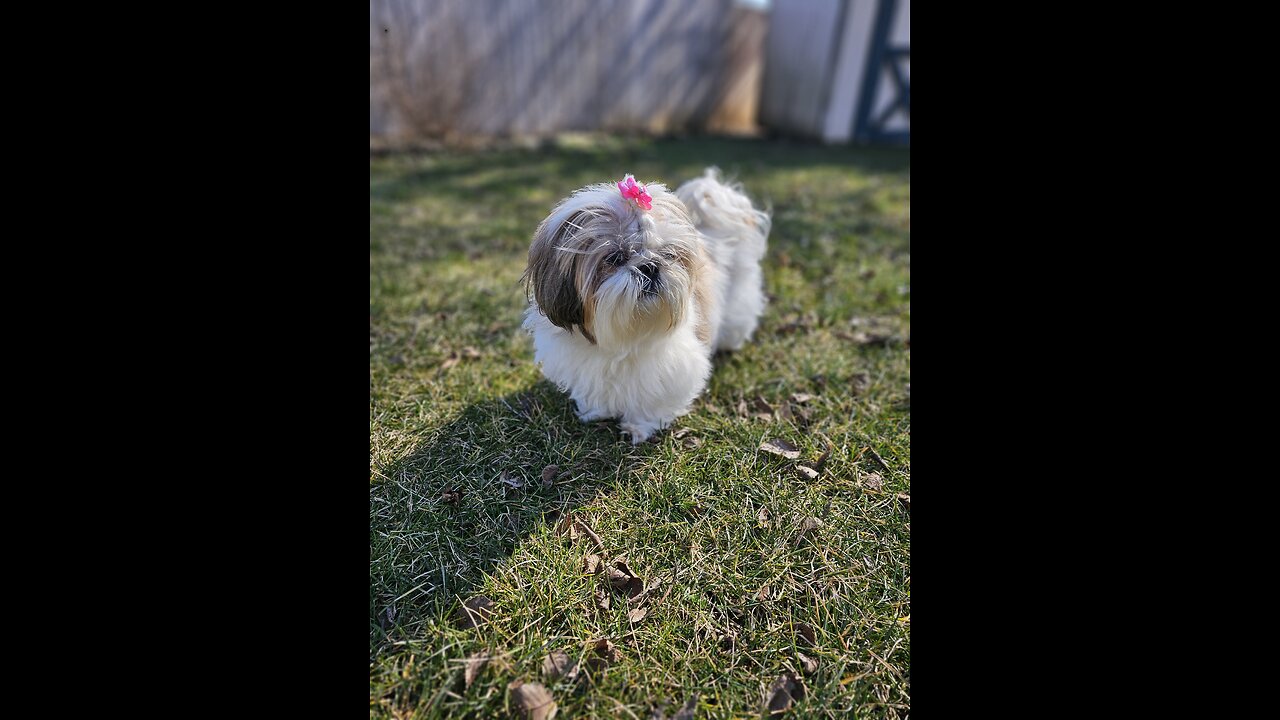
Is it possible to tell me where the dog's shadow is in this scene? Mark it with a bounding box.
[370,380,665,654]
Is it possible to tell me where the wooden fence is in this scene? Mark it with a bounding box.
[370,0,766,142]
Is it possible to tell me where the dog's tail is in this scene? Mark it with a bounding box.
[674,167,770,259]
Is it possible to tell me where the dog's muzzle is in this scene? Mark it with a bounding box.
[638,263,660,293]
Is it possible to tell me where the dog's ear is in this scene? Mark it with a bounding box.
[523,210,592,341]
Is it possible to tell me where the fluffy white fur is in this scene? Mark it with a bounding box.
[522,168,770,443]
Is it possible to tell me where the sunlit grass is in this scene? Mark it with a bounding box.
[371,136,909,718]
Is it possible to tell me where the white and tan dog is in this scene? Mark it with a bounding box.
[522,169,770,443]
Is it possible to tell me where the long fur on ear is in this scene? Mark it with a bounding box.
[522,209,595,343]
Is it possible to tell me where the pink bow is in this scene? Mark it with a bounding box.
[617,175,652,211]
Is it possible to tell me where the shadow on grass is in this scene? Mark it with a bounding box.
[369,380,656,658]
[370,136,910,206]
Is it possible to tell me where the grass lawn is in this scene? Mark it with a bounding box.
[370,136,910,718]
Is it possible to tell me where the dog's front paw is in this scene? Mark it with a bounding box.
[619,424,654,444]
[619,419,665,445]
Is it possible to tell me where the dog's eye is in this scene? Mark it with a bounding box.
[606,251,628,266]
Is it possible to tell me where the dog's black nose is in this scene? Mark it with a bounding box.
[638,263,659,284]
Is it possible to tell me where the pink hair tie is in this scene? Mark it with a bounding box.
[617,174,653,211]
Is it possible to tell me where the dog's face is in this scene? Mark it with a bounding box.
[523,179,702,348]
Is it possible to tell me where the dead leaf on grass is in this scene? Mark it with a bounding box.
[775,402,794,422]
[790,393,815,405]
[760,439,801,460]
[456,595,495,629]
[626,575,666,606]
[606,556,645,599]
[796,623,816,648]
[583,554,601,574]
[541,652,579,682]
[591,638,621,666]
[797,652,819,675]
[463,653,489,689]
[862,472,883,490]
[813,442,834,472]
[541,465,559,486]
[626,607,648,623]
[508,680,558,720]
[765,672,805,715]
[795,440,833,479]
[501,470,525,489]
[751,396,775,422]
[612,556,637,579]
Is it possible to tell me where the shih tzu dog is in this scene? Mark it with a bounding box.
[522,169,770,443]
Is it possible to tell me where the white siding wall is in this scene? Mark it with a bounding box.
[758,0,842,136]
[760,0,909,143]
[820,0,879,143]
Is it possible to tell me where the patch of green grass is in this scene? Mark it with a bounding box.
[371,136,910,718]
